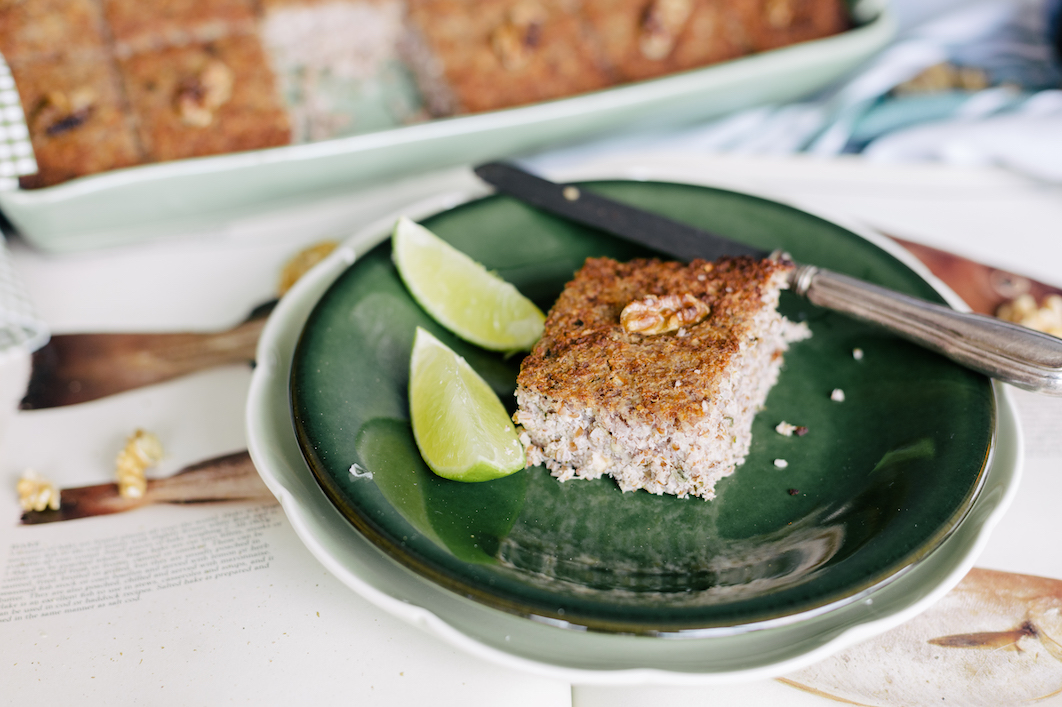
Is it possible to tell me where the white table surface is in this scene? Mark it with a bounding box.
[2,152,1061,705]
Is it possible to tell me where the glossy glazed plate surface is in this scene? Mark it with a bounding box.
[246,170,1021,681]
[289,180,995,636]
[0,2,892,252]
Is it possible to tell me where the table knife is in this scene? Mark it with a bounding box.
[474,161,1062,395]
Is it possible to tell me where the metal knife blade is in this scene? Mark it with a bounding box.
[473,161,1062,395]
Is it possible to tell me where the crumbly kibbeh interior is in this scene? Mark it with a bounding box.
[513,255,810,499]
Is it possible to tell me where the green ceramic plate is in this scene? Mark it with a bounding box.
[290,181,994,636]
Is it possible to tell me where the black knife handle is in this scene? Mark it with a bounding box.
[474,161,1062,396]
[473,162,766,262]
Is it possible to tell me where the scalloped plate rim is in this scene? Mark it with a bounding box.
[246,171,1022,683]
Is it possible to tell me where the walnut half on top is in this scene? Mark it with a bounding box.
[620,292,710,335]
[514,255,810,499]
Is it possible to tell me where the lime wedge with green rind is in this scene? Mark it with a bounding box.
[392,216,544,351]
[409,327,525,482]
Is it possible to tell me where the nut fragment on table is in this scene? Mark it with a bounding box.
[996,293,1062,337]
[17,470,60,512]
[621,293,710,335]
[175,60,234,127]
[893,62,990,95]
[278,241,339,295]
[116,430,164,499]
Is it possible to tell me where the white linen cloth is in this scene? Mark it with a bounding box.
[531,0,1062,184]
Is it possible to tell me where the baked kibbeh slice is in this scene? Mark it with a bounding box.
[401,0,615,116]
[117,34,291,162]
[514,255,809,499]
[13,53,143,189]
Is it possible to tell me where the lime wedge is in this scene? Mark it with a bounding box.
[392,216,545,351]
[409,328,525,482]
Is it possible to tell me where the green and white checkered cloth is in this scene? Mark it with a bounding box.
[0,56,36,193]
[0,54,48,353]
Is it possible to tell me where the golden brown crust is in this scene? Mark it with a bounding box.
[517,256,793,425]
[404,0,616,114]
[13,54,143,189]
[102,0,257,52]
[410,0,848,110]
[6,0,848,186]
[741,0,849,52]
[259,0,394,10]
[581,0,753,83]
[0,0,109,63]
[118,34,291,162]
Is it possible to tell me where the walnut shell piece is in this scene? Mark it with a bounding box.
[621,292,710,335]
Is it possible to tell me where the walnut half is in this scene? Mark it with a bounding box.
[621,293,710,335]
[30,88,97,137]
[116,429,164,499]
[639,0,693,60]
[492,2,547,70]
[997,293,1062,337]
[175,60,234,127]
